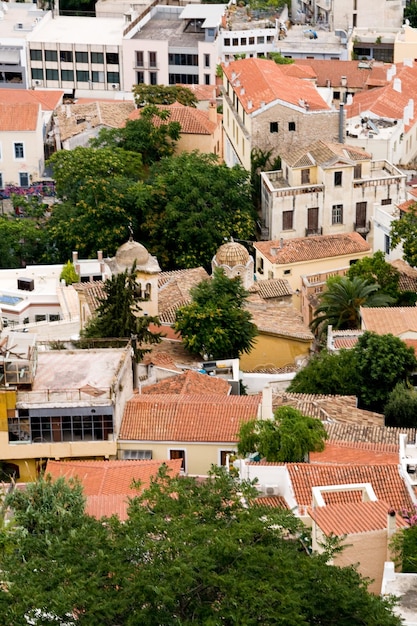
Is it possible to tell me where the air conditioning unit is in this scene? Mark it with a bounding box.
[111,83,120,90]
[33,79,43,87]
[17,22,23,29]
[263,485,281,496]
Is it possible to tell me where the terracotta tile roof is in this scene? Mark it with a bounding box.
[0,102,40,131]
[345,63,417,131]
[360,306,417,335]
[246,302,313,341]
[129,102,220,135]
[333,336,359,349]
[254,232,371,265]
[73,280,104,312]
[158,267,209,323]
[391,259,417,292]
[254,495,290,509]
[248,278,293,299]
[396,199,415,213]
[179,84,219,101]
[292,59,390,90]
[310,441,399,465]
[45,458,182,520]
[287,463,414,511]
[273,392,384,426]
[222,58,331,114]
[281,139,371,168]
[0,88,64,111]
[56,101,135,141]
[119,393,261,442]
[308,500,408,535]
[141,370,230,395]
[140,339,199,368]
[280,63,317,80]
[325,422,417,445]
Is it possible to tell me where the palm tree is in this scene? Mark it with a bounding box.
[310,276,394,337]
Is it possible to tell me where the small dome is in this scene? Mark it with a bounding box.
[115,239,149,268]
[215,241,249,267]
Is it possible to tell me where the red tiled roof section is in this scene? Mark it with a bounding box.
[308,500,408,535]
[0,88,64,111]
[222,58,331,114]
[292,59,390,90]
[325,422,417,445]
[129,102,219,135]
[0,103,40,131]
[396,199,416,213]
[254,495,289,509]
[142,370,231,396]
[287,463,414,511]
[45,459,182,520]
[310,441,399,465]
[281,139,371,168]
[119,393,261,442]
[360,306,417,335]
[391,259,417,292]
[254,232,370,264]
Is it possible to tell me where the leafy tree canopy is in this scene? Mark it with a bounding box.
[175,267,258,359]
[89,106,181,166]
[289,332,417,413]
[136,151,256,269]
[0,467,402,625]
[237,406,328,462]
[384,382,417,427]
[82,263,161,361]
[404,1,417,28]
[347,251,400,299]
[46,147,143,259]
[390,203,417,267]
[132,84,198,108]
[0,216,50,268]
[310,275,394,338]
[268,51,295,64]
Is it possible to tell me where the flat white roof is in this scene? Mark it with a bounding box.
[0,2,44,40]
[180,3,226,27]
[27,14,124,45]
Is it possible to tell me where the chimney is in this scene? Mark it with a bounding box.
[97,250,103,261]
[208,100,217,124]
[247,100,253,109]
[261,385,273,420]
[340,75,347,87]
[339,102,345,144]
[393,78,402,93]
[72,251,78,264]
[387,508,397,537]
[387,65,396,82]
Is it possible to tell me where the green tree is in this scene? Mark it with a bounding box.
[136,151,256,269]
[132,84,198,108]
[289,332,417,413]
[390,203,417,267]
[0,467,402,625]
[288,348,359,396]
[237,406,328,462]
[46,147,143,259]
[82,263,161,361]
[310,275,394,337]
[175,267,258,358]
[347,251,401,299]
[251,147,281,211]
[391,507,417,573]
[268,51,295,64]
[90,106,181,166]
[354,331,417,411]
[60,260,79,285]
[404,1,417,28]
[0,216,50,268]
[384,382,417,427]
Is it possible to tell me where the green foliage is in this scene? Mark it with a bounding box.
[238,406,328,462]
[136,151,256,269]
[90,106,181,166]
[60,260,79,285]
[251,147,281,211]
[347,251,400,299]
[175,267,257,358]
[289,332,417,413]
[310,275,395,338]
[404,1,417,28]
[46,147,142,259]
[82,263,161,361]
[132,84,198,108]
[0,467,402,625]
[390,203,417,267]
[268,51,295,64]
[0,215,50,268]
[384,382,417,427]
[390,507,417,573]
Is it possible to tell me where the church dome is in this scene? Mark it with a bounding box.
[215,241,250,267]
[115,239,149,268]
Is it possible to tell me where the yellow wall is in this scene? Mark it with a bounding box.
[394,26,417,63]
[118,442,238,476]
[240,333,312,370]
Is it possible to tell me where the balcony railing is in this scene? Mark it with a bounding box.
[305,227,323,236]
[354,220,371,234]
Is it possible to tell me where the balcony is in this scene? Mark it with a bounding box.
[305,227,323,236]
[354,221,371,235]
